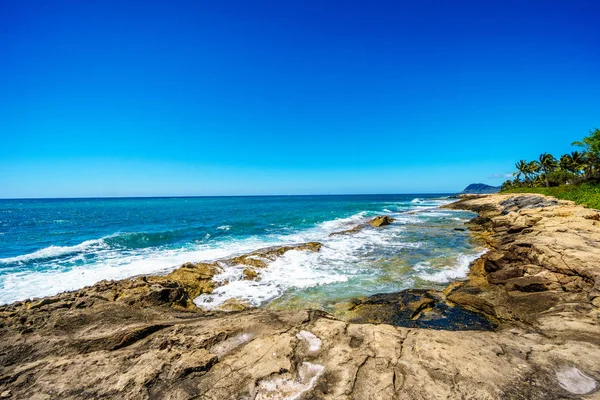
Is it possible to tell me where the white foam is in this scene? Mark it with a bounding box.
[194,248,351,309]
[420,211,453,217]
[417,251,486,283]
[0,239,108,264]
[0,238,273,304]
[195,214,447,309]
[217,225,231,231]
[411,198,453,207]
[317,212,367,232]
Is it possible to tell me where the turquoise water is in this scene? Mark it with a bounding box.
[0,195,483,306]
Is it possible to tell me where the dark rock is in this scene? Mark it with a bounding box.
[487,267,524,284]
[348,290,496,331]
[328,225,364,237]
[584,213,600,221]
[465,215,493,232]
[505,276,555,292]
[507,225,531,234]
[500,196,559,215]
[483,252,506,273]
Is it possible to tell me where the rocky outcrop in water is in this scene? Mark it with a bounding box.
[328,215,396,237]
[1,195,599,399]
[0,242,323,332]
[369,215,395,227]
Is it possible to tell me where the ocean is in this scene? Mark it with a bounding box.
[0,195,484,308]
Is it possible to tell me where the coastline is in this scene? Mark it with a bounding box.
[1,193,599,399]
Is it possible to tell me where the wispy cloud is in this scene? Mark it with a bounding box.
[489,173,513,179]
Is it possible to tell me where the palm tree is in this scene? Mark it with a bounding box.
[527,161,541,186]
[572,128,600,156]
[560,154,573,172]
[570,151,585,175]
[582,152,600,180]
[532,174,545,187]
[538,153,557,187]
[573,128,600,180]
[514,160,528,182]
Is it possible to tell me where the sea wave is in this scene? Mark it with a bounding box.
[0,230,199,265]
[416,251,487,283]
[0,239,108,264]
[103,231,189,249]
[194,217,428,309]
[316,211,367,232]
[0,238,272,304]
[0,202,477,305]
[194,247,354,309]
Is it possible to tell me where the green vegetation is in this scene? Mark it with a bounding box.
[502,183,600,210]
[501,128,600,209]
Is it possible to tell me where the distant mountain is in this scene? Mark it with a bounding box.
[460,183,500,194]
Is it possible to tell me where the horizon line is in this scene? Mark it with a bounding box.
[0,191,461,201]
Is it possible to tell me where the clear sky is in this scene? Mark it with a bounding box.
[1,0,599,197]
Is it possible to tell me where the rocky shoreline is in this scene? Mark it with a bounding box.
[1,194,599,399]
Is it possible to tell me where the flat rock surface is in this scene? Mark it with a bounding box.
[1,194,600,399]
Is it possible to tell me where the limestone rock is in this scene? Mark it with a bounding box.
[369,216,395,227]
[504,275,558,292]
[242,267,259,280]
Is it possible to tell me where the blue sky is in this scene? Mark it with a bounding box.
[1,0,599,197]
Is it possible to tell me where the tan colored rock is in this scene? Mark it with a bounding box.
[242,267,259,280]
[504,275,560,292]
[369,216,395,227]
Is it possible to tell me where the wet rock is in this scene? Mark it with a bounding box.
[369,216,395,227]
[242,267,258,280]
[328,225,363,237]
[230,242,322,269]
[346,289,496,331]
